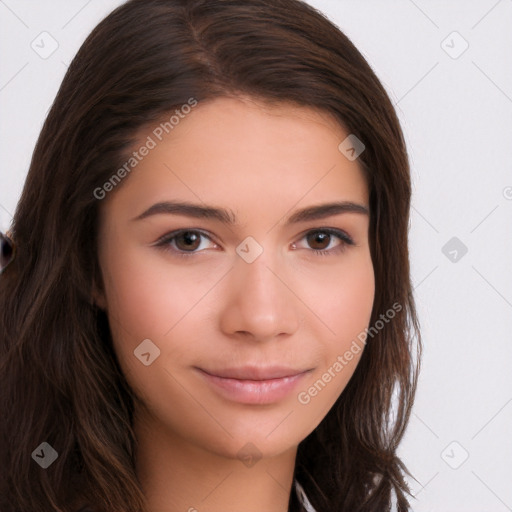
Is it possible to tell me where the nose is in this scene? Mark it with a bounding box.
[218,251,301,342]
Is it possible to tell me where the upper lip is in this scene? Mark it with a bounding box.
[198,365,310,381]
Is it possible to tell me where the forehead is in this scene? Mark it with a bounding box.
[101,96,369,224]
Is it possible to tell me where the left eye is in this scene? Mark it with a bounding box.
[292,229,354,254]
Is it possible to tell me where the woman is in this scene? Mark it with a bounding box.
[0,0,421,510]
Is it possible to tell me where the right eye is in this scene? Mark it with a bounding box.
[154,229,219,256]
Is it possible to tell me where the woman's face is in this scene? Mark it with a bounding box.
[95,96,374,460]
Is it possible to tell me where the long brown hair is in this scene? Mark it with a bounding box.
[0,0,421,510]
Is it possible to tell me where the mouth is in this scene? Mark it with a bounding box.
[195,365,313,405]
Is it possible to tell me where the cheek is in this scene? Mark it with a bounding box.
[102,243,209,340]
[99,242,182,373]
[296,254,374,407]
[99,239,229,403]
[334,259,375,336]
[327,255,374,369]
[302,251,375,342]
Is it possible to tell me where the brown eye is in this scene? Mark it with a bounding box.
[174,231,201,251]
[291,228,354,256]
[155,229,217,256]
[306,231,332,250]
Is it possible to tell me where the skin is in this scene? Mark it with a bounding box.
[94,96,375,512]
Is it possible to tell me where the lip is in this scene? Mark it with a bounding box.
[196,366,312,405]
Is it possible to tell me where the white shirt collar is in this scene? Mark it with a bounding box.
[294,479,317,512]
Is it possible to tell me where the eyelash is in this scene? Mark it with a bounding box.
[154,228,355,258]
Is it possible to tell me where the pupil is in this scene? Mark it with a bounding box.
[177,232,200,251]
[308,232,329,250]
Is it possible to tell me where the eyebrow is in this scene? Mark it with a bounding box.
[131,200,369,225]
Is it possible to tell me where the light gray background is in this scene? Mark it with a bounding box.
[1,1,511,510]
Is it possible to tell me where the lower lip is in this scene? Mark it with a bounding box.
[196,369,310,405]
